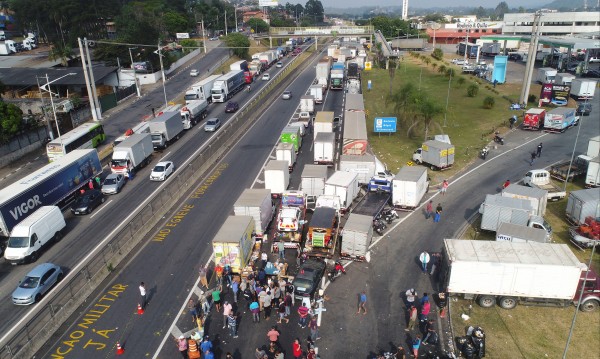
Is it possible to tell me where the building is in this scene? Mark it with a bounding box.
[503,12,600,37]
[243,11,269,23]
[402,0,408,20]
[425,19,503,44]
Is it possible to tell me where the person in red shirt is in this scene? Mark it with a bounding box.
[292,338,303,359]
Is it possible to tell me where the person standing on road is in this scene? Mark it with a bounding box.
[405,305,418,331]
[278,241,285,260]
[357,291,367,314]
[412,335,422,358]
[263,290,273,320]
[139,282,147,309]
[175,335,188,359]
[308,316,319,340]
[250,300,260,323]
[215,264,223,287]
[298,303,310,327]
[537,142,543,157]
[232,279,239,303]
[425,200,433,219]
[405,288,417,306]
[212,288,222,313]
[420,300,431,322]
[222,301,232,328]
[284,292,293,317]
[530,151,536,166]
[267,326,280,346]
[198,266,208,289]
[422,319,437,345]
[440,180,449,196]
[419,252,430,273]
[277,300,289,324]
[227,312,238,338]
[200,335,212,354]
[292,338,303,359]
[188,299,198,323]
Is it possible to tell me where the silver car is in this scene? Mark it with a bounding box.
[204,118,221,132]
[12,263,63,305]
[101,173,126,194]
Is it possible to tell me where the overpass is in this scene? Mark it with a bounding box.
[262,25,374,49]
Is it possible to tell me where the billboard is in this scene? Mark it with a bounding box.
[374,117,397,133]
[259,0,279,6]
[176,33,190,39]
[540,83,571,106]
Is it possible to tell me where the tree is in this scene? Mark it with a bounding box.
[0,79,5,98]
[431,48,443,61]
[304,0,324,24]
[164,11,189,35]
[483,96,495,109]
[48,44,74,67]
[247,18,269,33]
[223,33,250,59]
[493,2,510,20]
[387,83,443,140]
[467,83,479,97]
[179,39,199,54]
[456,77,466,87]
[438,64,447,74]
[423,13,446,23]
[0,102,24,143]
[473,6,487,19]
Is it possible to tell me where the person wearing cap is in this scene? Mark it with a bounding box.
[175,335,187,359]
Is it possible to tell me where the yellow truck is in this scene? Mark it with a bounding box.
[212,216,255,274]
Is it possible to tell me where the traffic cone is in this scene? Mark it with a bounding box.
[440,307,447,318]
[116,342,124,355]
[137,303,144,315]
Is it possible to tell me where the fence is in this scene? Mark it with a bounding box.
[0,127,48,168]
[0,49,308,359]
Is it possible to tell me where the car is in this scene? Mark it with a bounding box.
[209,36,219,41]
[101,173,126,195]
[276,61,283,68]
[204,118,221,132]
[71,189,105,215]
[576,103,592,116]
[225,101,239,113]
[12,263,63,305]
[589,57,600,63]
[451,58,465,65]
[292,259,326,300]
[566,62,582,72]
[282,90,292,100]
[149,161,175,181]
[508,53,522,61]
[262,73,270,81]
[582,69,600,78]
[190,69,199,77]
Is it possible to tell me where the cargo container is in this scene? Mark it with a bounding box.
[340,213,373,261]
[148,111,184,149]
[264,160,290,197]
[345,93,365,111]
[479,194,550,235]
[212,216,255,274]
[211,70,245,102]
[586,157,600,187]
[314,132,336,167]
[300,165,328,201]
[314,111,334,140]
[392,166,429,210]
[316,57,331,88]
[280,125,302,153]
[310,85,324,104]
[324,171,359,212]
[300,95,315,114]
[233,189,274,238]
[565,188,600,225]
[587,136,600,158]
[556,72,575,86]
[184,74,221,103]
[502,183,548,216]
[110,133,153,175]
[412,140,455,170]
[523,108,546,131]
[276,142,296,172]
[544,107,578,133]
[339,154,376,185]
[570,79,597,100]
[496,222,549,243]
[342,110,368,155]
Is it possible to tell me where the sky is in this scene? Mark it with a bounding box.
[319,0,547,8]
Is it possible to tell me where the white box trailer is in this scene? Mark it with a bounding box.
[324,171,359,211]
[502,183,548,216]
[345,93,365,111]
[555,72,576,86]
[496,222,549,243]
[570,79,597,100]
[585,157,600,187]
[185,74,221,103]
[310,85,324,104]
[340,213,373,261]
[565,188,600,225]
[233,189,274,238]
[314,111,335,140]
[587,136,600,158]
[276,142,296,172]
[339,154,376,185]
[300,95,315,114]
[480,194,534,232]
[314,132,336,167]
[264,160,290,196]
[300,165,328,200]
[536,67,557,83]
[110,133,153,175]
[392,166,429,210]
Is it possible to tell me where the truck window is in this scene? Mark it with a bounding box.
[30,233,38,246]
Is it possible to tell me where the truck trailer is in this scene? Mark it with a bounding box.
[324,171,359,213]
[565,188,600,225]
[184,74,221,104]
[211,70,245,103]
[233,189,274,238]
[570,79,597,100]
[544,107,578,133]
[442,239,600,312]
[300,165,329,203]
[212,216,255,274]
[110,133,153,175]
[180,99,208,129]
[314,132,336,167]
[392,166,429,211]
[264,160,290,197]
[314,111,334,140]
[523,108,546,131]
[502,183,548,216]
[479,194,551,235]
[340,213,373,261]
[300,95,315,114]
[148,111,184,149]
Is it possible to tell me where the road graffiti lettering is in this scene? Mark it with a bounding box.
[190,163,229,198]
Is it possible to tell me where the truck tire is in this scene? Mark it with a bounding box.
[499,296,518,309]
[580,300,599,312]
[54,230,63,242]
[477,295,496,308]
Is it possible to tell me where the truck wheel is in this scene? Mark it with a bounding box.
[580,300,599,312]
[477,295,496,308]
[499,296,518,309]
[54,230,63,242]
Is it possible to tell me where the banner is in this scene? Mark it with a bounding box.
[540,83,571,106]
[259,0,278,6]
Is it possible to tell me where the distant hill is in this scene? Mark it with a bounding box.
[542,0,585,9]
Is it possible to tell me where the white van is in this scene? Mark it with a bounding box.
[4,206,66,265]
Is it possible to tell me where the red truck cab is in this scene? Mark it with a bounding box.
[575,268,600,312]
[523,108,546,130]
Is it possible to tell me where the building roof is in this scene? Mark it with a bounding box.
[481,35,600,50]
[0,65,117,87]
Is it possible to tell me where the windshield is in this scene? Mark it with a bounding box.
[184,94,197,101]
[111,159,127,167]
[207,120,217,125]
[104,178,117,185]
[153,166,165,172]
[8,236,29,248]
[151,134,162,141]
[79,196,93,204]
[19,276,40,289]
[211,89,222,95]
[293,278,313,289]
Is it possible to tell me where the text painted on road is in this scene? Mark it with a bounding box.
[51,284,128,358]
[152,203,195,242]
[190,163,229,198]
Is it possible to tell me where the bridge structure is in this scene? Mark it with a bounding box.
[261,25,374,50]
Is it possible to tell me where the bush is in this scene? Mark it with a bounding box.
[483,96,495,109]
[431,48,444,61]
[438,64,447,74]
[528,94,537,104]
[456,77,466,87]
[446,68,455,78]
[467,83,479,97]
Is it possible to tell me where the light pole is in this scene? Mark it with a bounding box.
[234,6,238,33]
[443,69,452,127]
[156,41,168,109]
[40,72,76,151]
[128,47,141,97]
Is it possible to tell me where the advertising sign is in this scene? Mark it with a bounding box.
[374,117,397,133]
[540,83,571,106]
[259,0,279,6]
[365,61,372,71]
[176,33,190,39]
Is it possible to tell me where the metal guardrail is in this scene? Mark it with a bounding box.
[269,25,374,36]
[0,49,310,359]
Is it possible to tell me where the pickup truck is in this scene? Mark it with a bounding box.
[550,155,591,182]
[523,169,566,201]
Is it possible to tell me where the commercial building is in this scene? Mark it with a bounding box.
[503,12,600,37]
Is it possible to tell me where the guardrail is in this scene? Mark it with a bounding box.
[0,49,313,359]
[269,25,374,36]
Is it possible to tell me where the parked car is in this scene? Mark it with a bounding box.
[225,101,239,113]
[582,69,600,78]
[71,189,105,215]
[190,69,199,77]
[262,73,270,81]
[566,62,581,72]
[508,53,522,61]
[204,118,221,132]
[12,263,63,305]
[451,58,465,65]
[589,57,600,63]
[282,90,292,100]
[101,173,126,195]
[150,161,175,181]
[292,259,326,300]
[276,61,283,68]
[576,103,592,116]
[209,36,219,41]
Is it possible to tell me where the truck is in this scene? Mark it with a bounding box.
[502,183,548,216]
[314,111,334,140]
[342,110,367,155]
[479,194,551,235]
[457,42,480,59]
[480,42,501,57]
[211,70,245,103]
[324,171,359,213]
[212,216,255,274]
[180,99,208,129]
[496,222,550,243]
[586,157,600,188]
[184,74,221,104]
[305,206,339,258]
[275,191,307,247]
[570,79,597,100]
[113,121,150,147]
[148,111,184,149]
[0,149,102,238]
[550,155,591,181]
[522,108,546,131]
[233,188,274,239]
[536,67,557,84]
[264,160,290,197]
[346,93,365,111]
[392,166,429,211]
[330,63,344,90]
[110,133,153,175]
[259,51,277,69]
[588,136,600,158]
[441,238,600,312]
[544,107,578,133]
[316,58,331,89]
[339,154,377,185]
[412,140,455,171]
[300,95,315,114]
[309,85,324,104]
[228,60,252,84]
[327,45,338,58]
[569,216,600,249]
[300,165,329,204]
[522,169,567,202]
[249,60,264,77]
[556,72,576,86]
[347,62,360,80]
[565,188,600,225]
[340,213,373,261]
[280,125,302,153]
[0,43,10,56]
[314,132,336,167]
[276,142,296,172]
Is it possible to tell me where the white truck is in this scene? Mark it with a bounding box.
[314,111,334,140]
[276,142,296,172]
[233,188,274,239]
[565,188,600,225]
[148,111,184,149]
[309,85,324,104]
[316,61,330,89]
[522,169,567,201]
[340,213,373,261]
[184,74,221,104]
[211,70,245,103]
[479,194,551,235]
[339,154,377,186]
[110,133,153,175]
[555,72,575,86]
[314,132,336,167]
[300,95,315,114]
[324,171,359,213]
[392,166,429,211]
[180,99,208,129]
[300,165,329,204]
[113,121,150,147]
[502,183,548,216]
[412,140,455,171]
[0,43,10,56]
[536,67,557,83]
[588,136,600,158]
[570,79,597,100]
[496,222,549,243]
[4,206,66,265]
[442,239,600,312]
[586,157,600,187]
[264,160,290,197]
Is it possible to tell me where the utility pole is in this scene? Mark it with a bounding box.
[84,38,102,120]
[201,18,207,54]
[157,40,168,109]
[129,48,141,97]
[77,37,98,121]
[225,10,228,36]
[234,6,238,33]
[520,11,542,105]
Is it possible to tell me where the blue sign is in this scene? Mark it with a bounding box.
[374,117,397,133]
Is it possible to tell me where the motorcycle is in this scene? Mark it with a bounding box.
[493,131,504,145]
[327,262,346,282]
[480,146,489,160]
[373,218,387,235]
[381,208,399,224]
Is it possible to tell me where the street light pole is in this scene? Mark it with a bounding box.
[40,72,75,152]
[129,47,141,97]
[235,6,238,33]
[157,41,168,109]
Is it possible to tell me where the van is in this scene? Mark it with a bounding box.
[4,206,66,265]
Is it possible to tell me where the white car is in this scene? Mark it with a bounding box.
[190,69,199,77]
[276,61,283,68]
[204,118,221,132]
[150,161,175,181]
[262,73,270,81]
[589,57,600,63]
[451,58,465,65]
[282,90,292,100]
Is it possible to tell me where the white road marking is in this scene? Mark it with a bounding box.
[89,200,113,219]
